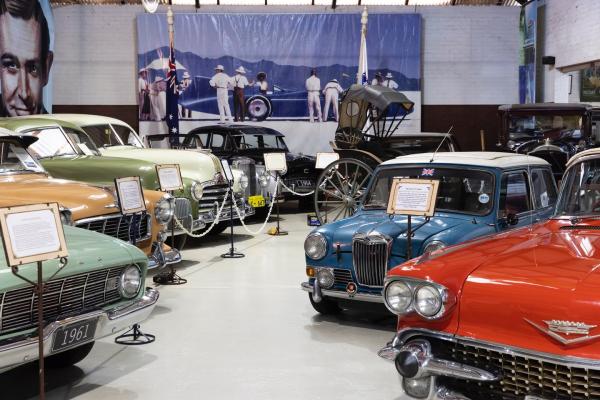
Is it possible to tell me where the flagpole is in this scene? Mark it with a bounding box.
[357,6,368,85]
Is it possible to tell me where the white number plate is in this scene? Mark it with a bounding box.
[51,318,98,353]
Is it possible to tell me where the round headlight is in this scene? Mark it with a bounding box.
[414,285,442,318]
[119,265,142,299]
[155,195,174,225]
[384,281,413,315]
[191,181,204,201]
[422,241,446,255]
[304,233,327,260]
[239,173,249,190]
[316,268,334,289]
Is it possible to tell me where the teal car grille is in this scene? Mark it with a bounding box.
[0,266,127,335]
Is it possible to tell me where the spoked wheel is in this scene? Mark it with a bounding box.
[246,95,272,121]
[314,159,373,224]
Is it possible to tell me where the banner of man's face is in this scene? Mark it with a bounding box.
[0,0,54,117]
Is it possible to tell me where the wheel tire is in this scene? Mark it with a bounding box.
[170,234,187,250]
[308,293,342,315]
[246,95,272,121]
[45,341,94,369]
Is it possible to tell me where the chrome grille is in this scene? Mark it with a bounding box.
[0,266,126,334]
[352,234,389,287]
[428,337,600,400]
[233,158,258,195]
[75,213,150,243]
[333,269,353,286]
[174,197,191,220]
[198,183,233,213]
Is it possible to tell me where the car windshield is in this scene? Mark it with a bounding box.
[233,129,287,150]
[508,114,583,141]
[555,159,600,217]
[0,140,45,174]
[364,167,495,216]
[387,137,454,154]
[27,127,79,158]
[82,124,144,148]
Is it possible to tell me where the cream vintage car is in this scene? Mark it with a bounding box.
[33,114,254,236]
[0,128,179,270]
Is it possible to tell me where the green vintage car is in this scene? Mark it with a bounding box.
[0,117,253,241]
[0,225,158,373]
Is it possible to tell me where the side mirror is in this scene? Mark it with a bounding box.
[506,213,519,226]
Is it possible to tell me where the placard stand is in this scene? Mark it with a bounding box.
[220,160,244,258]
[269,172,288,236]
[152,165,188,286]
[387,179,439,260]
[0,203,69,400]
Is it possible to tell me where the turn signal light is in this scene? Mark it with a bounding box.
[306,267,315,277]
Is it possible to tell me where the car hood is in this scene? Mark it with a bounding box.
[324,211,472,255]
[394,219,600,359]
[39,155,160,190]
[0,225,147,290]
[0,173,118,220]
[99,146,222,183]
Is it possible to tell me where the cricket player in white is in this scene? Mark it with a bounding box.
[383,72,399,90]
[305,69,322,123]
[209,65,233,123]
[322,79,343,122]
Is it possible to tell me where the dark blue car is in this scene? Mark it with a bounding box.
[301,152,558,314]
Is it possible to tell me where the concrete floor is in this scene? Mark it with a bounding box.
[1,206,404,400]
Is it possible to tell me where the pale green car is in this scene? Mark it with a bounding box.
[2,116,254,239]
[0,225,158,373]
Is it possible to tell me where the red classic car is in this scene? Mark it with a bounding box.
[378,147,600,400]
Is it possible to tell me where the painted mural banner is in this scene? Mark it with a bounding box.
[581,65,600,103]
[136,12,422,154]
[0,0,54,117]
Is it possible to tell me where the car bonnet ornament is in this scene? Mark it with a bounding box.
[525,318,600,345]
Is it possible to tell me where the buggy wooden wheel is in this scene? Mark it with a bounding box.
[314,159,373,224]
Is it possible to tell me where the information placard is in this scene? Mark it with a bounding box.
[315,152,340,169]
[115,176,146,215]
[264,152,287,172]
[220,159,234,183]
[156,164,183,191]
[387,178,439,217]
[0,203,68,266]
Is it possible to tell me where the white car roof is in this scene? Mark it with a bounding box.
[566,148,600,167]
[38,114,132,128]
[380,151,550,169]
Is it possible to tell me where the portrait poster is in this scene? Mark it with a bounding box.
[0,0,55,117]
[136,13,422,155]
[581,65,600,102]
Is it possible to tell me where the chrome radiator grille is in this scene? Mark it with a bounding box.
[233,159,258,195]
[352,235,389,287]
[0,266,126,335]
[75,213,150,243]
[174,197,191,220]
[429,337,600,400]
[198,183,232,214]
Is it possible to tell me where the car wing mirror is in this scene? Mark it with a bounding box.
[506,213,519,226]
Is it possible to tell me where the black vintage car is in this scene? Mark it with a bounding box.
[498,103,596,180]
[184,125,317,208]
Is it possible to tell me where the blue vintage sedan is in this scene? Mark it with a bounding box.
[301,152,558,314]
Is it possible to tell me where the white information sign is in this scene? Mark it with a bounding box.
[156,164,183,191]
[387,178,439,217]
[115,176,146,215]
[315,152,340,169]
[220,159,234,183]
[0,203,68,266]
[264,152,287,172]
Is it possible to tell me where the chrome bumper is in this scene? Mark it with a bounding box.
[0,287,159,373]
[300,281,383,303]
[147,239,182,270]
[199,202,255,224]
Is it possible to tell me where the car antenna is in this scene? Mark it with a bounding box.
[430,126,453,163]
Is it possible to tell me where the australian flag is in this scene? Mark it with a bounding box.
[165,40,179,147]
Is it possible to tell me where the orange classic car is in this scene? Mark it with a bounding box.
[0,129,179,270]
[378,147,600,400]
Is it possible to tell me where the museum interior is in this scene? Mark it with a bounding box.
[0,0,598,399]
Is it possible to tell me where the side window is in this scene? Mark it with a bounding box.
[531,169,558,209]
[195,133,209,147]
[499,171,531,216]
[211,133,225,149]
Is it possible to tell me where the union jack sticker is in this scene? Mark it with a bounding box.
[421,168,435,176]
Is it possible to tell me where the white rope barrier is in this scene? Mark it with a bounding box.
[231,177,280,235]
[279,179,315,197]
[172,186,231,238]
